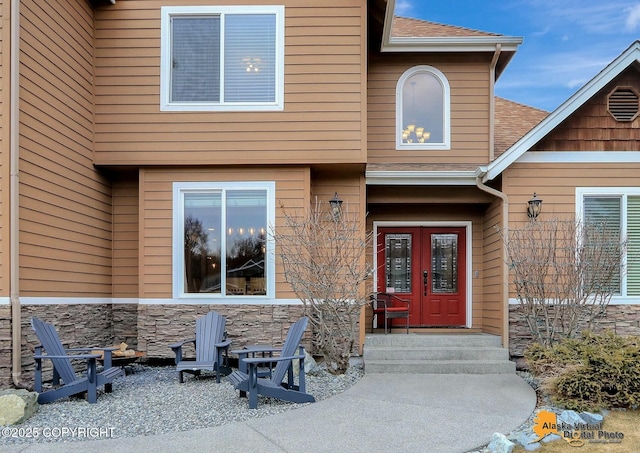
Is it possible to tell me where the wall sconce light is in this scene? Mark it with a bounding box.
[329,192,343,219]
[527,193,543,219]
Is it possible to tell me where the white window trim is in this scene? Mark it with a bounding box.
[576,187,640,302]
[172,181,276,301]
[395,65,451,150]
[160,5,285,112]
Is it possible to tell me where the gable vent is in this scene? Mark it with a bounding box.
[607,87,640,122]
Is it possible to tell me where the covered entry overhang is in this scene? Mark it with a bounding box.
[364,166,510,346]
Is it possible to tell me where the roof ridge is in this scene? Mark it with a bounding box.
[495,96,550,114]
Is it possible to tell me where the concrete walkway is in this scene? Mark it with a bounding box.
[2,372,536,453]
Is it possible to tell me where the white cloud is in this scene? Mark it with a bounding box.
[625,4,640,30]
[395,0,414,16]
[523,0,640,35]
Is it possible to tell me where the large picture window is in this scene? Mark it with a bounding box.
[396,66,450,150]
[173,182,275,299]
[161,6,284,111]
[577,188,640,298]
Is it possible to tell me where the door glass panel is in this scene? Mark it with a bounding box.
[385,234,412,293]
[431,234,457,293]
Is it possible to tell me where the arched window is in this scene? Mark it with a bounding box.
[396,66,450,150]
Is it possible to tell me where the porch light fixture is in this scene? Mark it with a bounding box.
[329,192,343,220]
[527,193,543,219]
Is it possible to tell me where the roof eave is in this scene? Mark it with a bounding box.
[366,171,478,186]
[381,36,523,53]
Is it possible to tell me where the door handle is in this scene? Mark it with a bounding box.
[423,270,428,296]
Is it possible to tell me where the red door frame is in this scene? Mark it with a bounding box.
[376,225,468,327]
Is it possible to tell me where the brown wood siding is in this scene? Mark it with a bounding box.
[0,0,10,295]
[532,66,640,151]
[368,53,492,165]
[18,0,114,297]
[113,177,139,298]
[93,0,366,166]
[139,166,310,299]
[481,197,503,335]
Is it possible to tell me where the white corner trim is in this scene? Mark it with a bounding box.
[509,297,640,306]
[140,297,303,306]
[515,151,640,164]
[17,297,303,306]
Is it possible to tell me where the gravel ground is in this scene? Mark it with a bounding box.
[0,361,364,445]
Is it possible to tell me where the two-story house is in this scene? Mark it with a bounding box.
[1,0,638,388]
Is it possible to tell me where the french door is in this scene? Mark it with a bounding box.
[376,227,467,327]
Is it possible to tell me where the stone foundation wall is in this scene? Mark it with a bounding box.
[0,304,139,390]
[112,304,140,350]
[1,302,363,388]
[138,304,309,359]
[509,304,640,358]
[0,306,12,389]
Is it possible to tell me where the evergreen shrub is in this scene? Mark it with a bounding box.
[525,331,640,411]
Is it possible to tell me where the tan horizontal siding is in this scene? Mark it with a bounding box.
[140,167,311,299]
[19,0,114,297]
[113,178,140,298]
[503,162,640,306]
[0,0,10,294]
[93,0,366,166]
[368,54,491,164]
[481,198,504,335]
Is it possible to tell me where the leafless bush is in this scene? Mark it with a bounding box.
[273,199,373,375]
[498,218,625,347]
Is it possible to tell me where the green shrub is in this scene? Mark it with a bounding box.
[525,331,640,411]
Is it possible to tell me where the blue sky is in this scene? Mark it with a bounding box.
[394,0,640,112]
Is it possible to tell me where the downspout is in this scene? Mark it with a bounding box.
[475,172,509,350]
[10,0,25,388]
[475,44,511,350]
[489,44,501,162]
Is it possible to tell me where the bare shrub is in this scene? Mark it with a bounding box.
[498,218,625,347]
[273,199,373,375]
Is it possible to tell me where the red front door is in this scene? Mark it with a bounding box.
[377,227,467,327]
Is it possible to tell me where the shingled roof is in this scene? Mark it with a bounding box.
[392,16,502,38]
[494,97,549,158]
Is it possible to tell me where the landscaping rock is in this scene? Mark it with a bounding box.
[559,410,586,428]
[541,433,562,443]
[579,411,604,426]
[293,350,318,376]
[487,432,515,453]
[0,389,39,425]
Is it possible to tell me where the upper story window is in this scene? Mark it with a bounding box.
[173,181,276,300]
[396,66,450,150]
[161,6,284,112]
[577,188,640,299]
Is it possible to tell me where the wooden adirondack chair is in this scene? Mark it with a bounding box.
[169,311,232,383]
[30,317,124,404]
[228,317,315,409]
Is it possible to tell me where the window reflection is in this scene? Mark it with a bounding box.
[183,190,266,295]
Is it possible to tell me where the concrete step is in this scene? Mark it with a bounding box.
[364,359,516,374]
[363,333,515,375]
[364,333,502,348]
[363,346,509,362]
